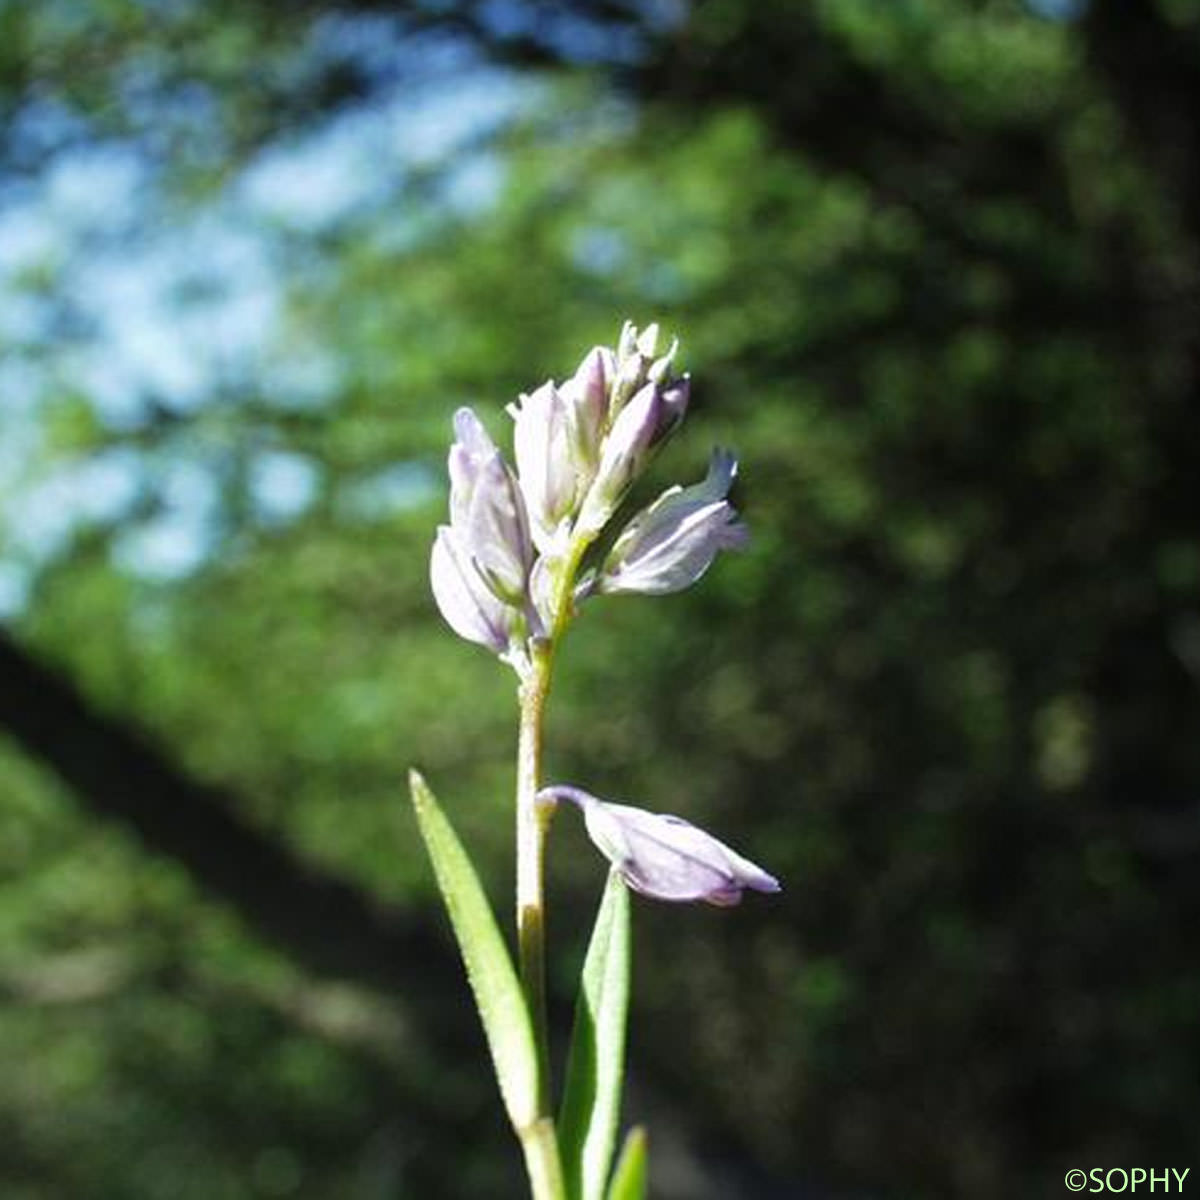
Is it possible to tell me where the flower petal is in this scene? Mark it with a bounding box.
[561,346,613,480]
[449,407,499,528]
[575,383,664,536]
[600,448,748,595]
[465,451,533,600]
[430,525,512,653]
[510,381,578,553]
[445,407,533,602]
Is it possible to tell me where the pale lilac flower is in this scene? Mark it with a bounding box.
[431,408,537,660]
[508,382,579,553]
[599,448,748,595]
[447,407,532,603]
[430,525,513,653]
[559,345,614,482]
[540,785,781,906]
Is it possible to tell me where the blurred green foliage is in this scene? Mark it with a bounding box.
[2,1,1199,1196]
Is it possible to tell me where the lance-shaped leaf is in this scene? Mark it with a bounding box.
[605,1128,648,1200]
[408,770,540,1133]
[559,870,633,1200]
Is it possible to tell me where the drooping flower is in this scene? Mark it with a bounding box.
[540,785,781,906]
[599,447,748,595]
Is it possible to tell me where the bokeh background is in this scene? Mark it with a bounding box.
[2,1,1199,1196]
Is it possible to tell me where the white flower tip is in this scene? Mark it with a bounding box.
[636,322,660,357]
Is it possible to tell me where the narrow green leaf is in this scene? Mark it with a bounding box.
[559,869,632,1200]
[605,1128,648,1200]
[408,769,539,1132]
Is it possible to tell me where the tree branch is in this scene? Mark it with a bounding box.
[0,627,465,1042]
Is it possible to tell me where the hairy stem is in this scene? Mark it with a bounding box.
[516,651,554,1112]
[515,651,566,1200]
[513,535,594,1199]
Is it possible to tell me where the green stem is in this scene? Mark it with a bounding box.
[515,653,565,1200]
[512,534,594,1200]
[519,1117,566,1200]
[516,651,554,1111]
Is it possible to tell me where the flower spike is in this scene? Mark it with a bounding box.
[428,321,744,667]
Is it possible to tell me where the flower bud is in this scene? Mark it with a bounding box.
[647,337,679,384]
[611,352,647,414]
[574,382,666,536]
[430,525,513,653]
[561,346,613,480]
[661,372,690,425]
[447,408,496,526]
[600,447,748,595]
[611,322,662,414]
[447,407,532,603]
[616,320,637,362]
[541,785,781,906]
[635,322,660,358]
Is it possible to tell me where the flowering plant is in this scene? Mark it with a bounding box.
[410,322,778,1200]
